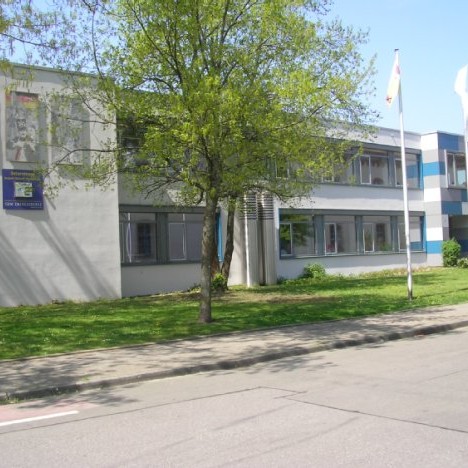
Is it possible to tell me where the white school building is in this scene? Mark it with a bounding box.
[1,65,467,307]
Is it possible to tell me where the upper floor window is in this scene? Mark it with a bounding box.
[446,152,466,187]
[118,121,149,170]
[322,159,354,184]
[360,152,390,185]
[395,153,420,188]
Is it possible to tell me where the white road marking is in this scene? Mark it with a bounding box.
[0,410,79,427]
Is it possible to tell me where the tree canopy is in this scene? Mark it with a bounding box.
[0,0,71,64]
[3,0,377,322]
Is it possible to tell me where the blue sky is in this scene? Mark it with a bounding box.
[329,0,468,135]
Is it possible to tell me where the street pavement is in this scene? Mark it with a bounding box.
[2,303,468,402]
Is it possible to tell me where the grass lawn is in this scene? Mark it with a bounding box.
[1,267,468,360]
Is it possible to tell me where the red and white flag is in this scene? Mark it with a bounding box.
[386,52,400,107]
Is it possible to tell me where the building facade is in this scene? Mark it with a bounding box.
[0,66,121,307]
[1,65,467,306]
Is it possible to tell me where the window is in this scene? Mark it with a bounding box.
[398,216,424,251]
[119,213,157,264]
[279,213,315,257]
[275,160,290,179]
[168,213,203,261]
[324,215,356,254]
[363,216,392,252]
[118,122,148,169]
[280,211,424,258]
[447,152,466,187]
[322,159,354,184]
[395,153,420,188]
[120,210,204,264]
[360,152,390,185]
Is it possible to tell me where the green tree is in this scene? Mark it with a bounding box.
[0,1,69,64]
[38,0,376,322]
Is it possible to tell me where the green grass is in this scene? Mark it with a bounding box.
[1,267,468,360]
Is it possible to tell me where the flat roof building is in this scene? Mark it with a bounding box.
[1,65,467,306]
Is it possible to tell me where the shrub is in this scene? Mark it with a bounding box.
[302,263,326,279]
[212,273,228,292]
[458,257,468,268]
[442,238,461,267]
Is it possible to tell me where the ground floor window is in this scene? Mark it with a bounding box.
[363,216,392,252]
[120,209,204,265]
[168,213,204,262]
[398,216,424,251]
[119,213,157,264]
[279,210,424,258]
[279,213,315,257]
[324,215,357,254]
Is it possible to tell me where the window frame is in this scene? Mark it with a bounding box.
[279,212,315,258]
[362,216,393,253]
[325,222,337,254]
[395,153,421,189]
[446,152,467,187]
[119,212,158,264]
[398,216,424,252]
[119,209,206,265]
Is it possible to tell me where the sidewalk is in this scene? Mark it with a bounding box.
[2,303,468,402]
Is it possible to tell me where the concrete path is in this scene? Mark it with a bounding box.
[2,304,468,402]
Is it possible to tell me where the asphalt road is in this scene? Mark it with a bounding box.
[1,328,468,467]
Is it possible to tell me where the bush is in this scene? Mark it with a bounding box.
[302,263,326,279]
[442,238,461,267]
[211,273,228,292]
[458,257,468,268]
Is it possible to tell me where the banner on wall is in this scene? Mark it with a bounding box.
[6,92,40,162]
[2,169,44,210]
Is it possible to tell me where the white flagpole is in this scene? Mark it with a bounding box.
[394,50,413,300]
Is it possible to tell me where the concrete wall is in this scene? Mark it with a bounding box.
[0,65,121,306]
[278,252,428,280]
[121,263,200,296]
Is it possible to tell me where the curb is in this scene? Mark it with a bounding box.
[3,319,468,403]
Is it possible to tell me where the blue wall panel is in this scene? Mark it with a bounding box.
[423,161,445,177]
[438,133,461,151]
[426,240,443,254]
[441,201,462,215]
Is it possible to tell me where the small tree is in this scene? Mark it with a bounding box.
[26,0,376,323]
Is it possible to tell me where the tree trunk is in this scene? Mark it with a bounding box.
[199,193,218,323]
[221,196,237,280]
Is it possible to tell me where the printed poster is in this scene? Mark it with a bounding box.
[2,169,44,210]
[6,92,40,162]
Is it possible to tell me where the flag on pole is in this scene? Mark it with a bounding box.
[386,52,400,107]
[455,65,468,118]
